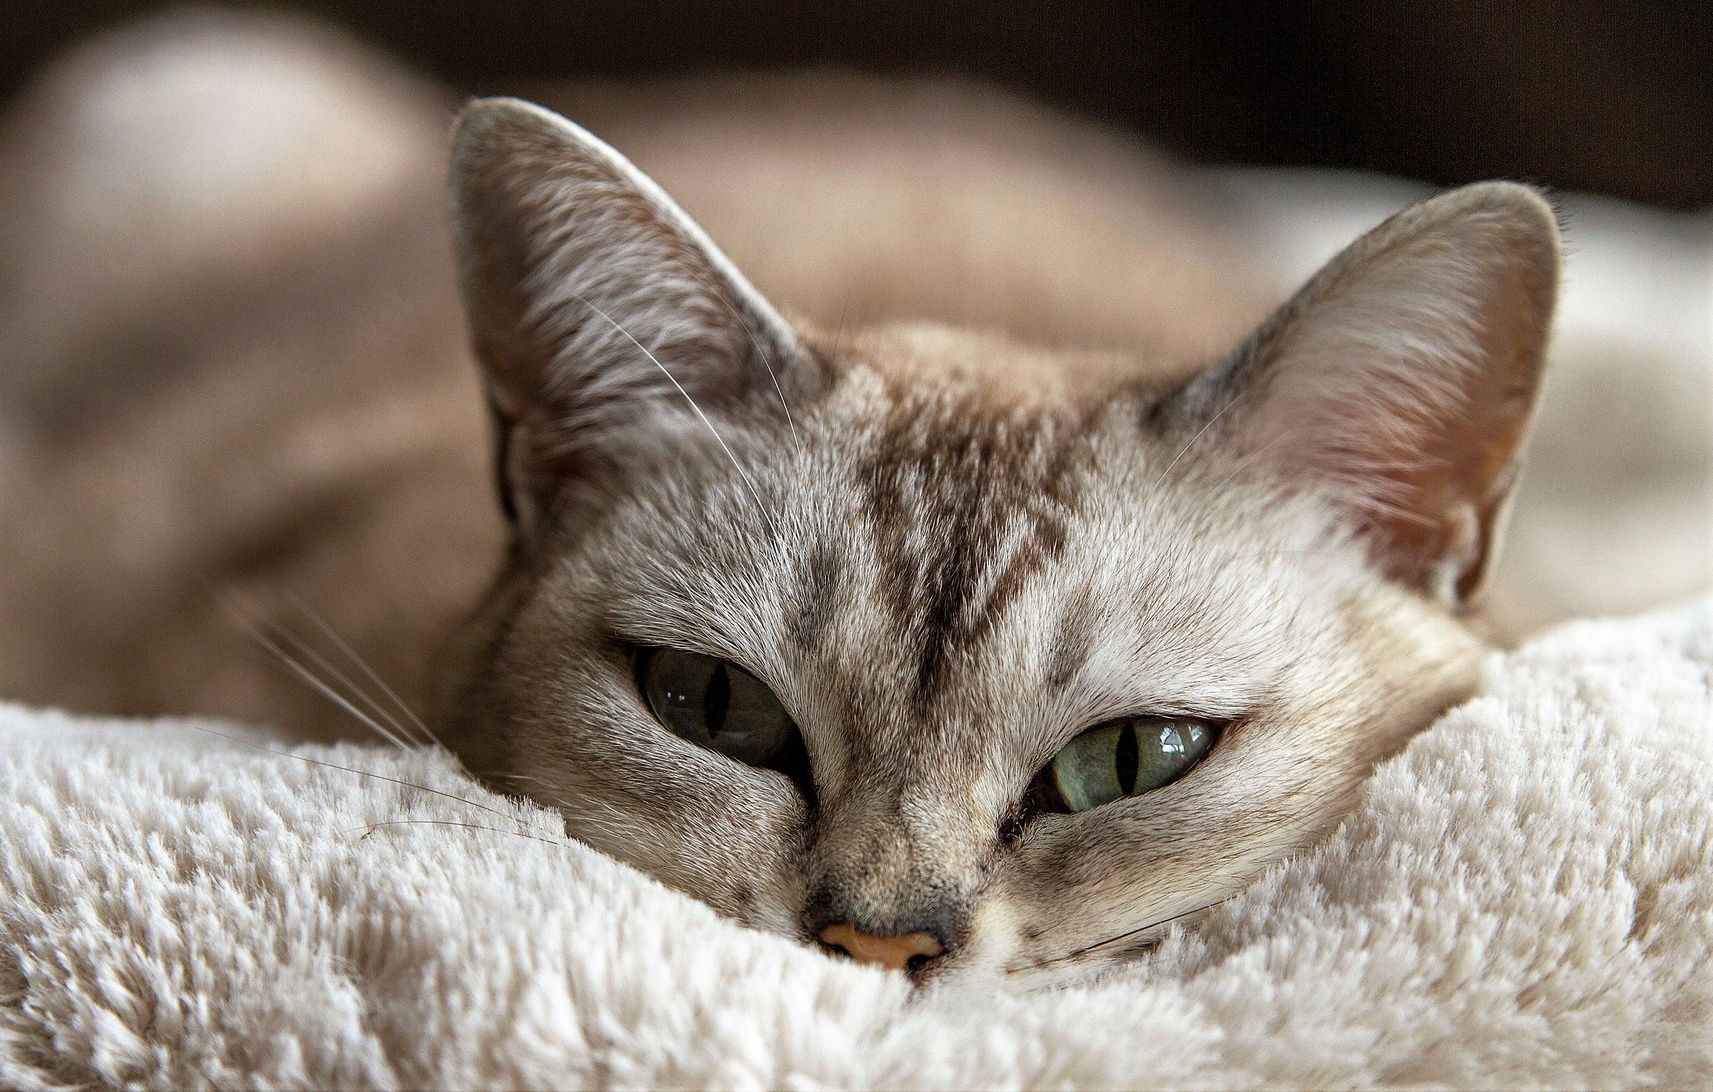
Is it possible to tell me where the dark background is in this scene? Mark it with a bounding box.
[4,1,1710,210]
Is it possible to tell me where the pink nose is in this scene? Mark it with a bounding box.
[818,923,945,971]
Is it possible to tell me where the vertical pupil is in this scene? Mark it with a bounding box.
[1115,720,1139,796]
[704,662,730,737]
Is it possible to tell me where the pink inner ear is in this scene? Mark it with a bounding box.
[1229,187,1558,602]
[450,99,805,525]
[455,106,748,420]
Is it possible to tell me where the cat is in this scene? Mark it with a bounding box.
[0,16,1559,985]
[432,97,1558,983]
[0,16,1274,747]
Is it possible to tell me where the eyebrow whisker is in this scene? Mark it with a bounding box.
[1154,386,1249,491]
[716,287,801,455]
[568,291,781,541]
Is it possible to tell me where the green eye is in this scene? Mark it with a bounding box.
[1044,717,1217,812]
[639,648,798,768]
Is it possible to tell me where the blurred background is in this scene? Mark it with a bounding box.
[3,0,1710,209]
[0,1,1706,735]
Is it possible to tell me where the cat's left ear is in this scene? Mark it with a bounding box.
[1169,181,1560,604]
[449,97,808,538]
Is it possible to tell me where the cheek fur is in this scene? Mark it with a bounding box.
[440,365,1491,978]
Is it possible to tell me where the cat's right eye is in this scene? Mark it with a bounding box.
[1034,716,1218,813]
[637,649,812,795]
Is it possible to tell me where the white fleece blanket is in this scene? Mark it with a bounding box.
[2,599,1710,1090]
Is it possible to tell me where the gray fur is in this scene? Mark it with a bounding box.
[439,98,1560,981]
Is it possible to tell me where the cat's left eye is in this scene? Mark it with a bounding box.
[1033,716,1218,813]
[637,648,812,797]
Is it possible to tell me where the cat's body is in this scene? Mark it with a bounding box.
[1,16,1560,983]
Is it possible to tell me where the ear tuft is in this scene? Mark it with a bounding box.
[1172,181,1561,604]
[449,97,802,536]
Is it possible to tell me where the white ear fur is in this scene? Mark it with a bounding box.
[449,97,801,532]
[1176,181,1561,603]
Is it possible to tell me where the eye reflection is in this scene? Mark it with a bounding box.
[637,648,804,772]
[1044,716,1217,813]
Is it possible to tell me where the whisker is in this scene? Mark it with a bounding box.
[261,619,417,749]
[1204,432,1287,496]
[569,292,779,538]
[829,293,852,362]
[457,768,633,841]
[214,587,412,748]
[717,290,800,455]
[341,819,570,850]
[464,774,636,844]
[280,591,443,751]
[1007,896,1232,974]
[527,790,643,843]
[1154,388,1248,491]
[223,596,418,753]
[183,724,527,828]
[227,607,417,753]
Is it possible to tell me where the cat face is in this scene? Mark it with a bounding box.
[438,99,1558,983]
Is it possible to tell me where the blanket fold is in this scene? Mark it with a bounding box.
[2,598,1710,1090]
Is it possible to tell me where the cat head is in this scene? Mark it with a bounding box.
[438,98,1558,984]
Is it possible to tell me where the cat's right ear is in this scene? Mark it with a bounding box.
[1163,181,1560,606]
[449,97,811,540]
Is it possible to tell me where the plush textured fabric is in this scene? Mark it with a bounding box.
[1,598,1709,1090]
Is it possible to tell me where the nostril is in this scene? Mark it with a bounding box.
[818,922,945,972]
